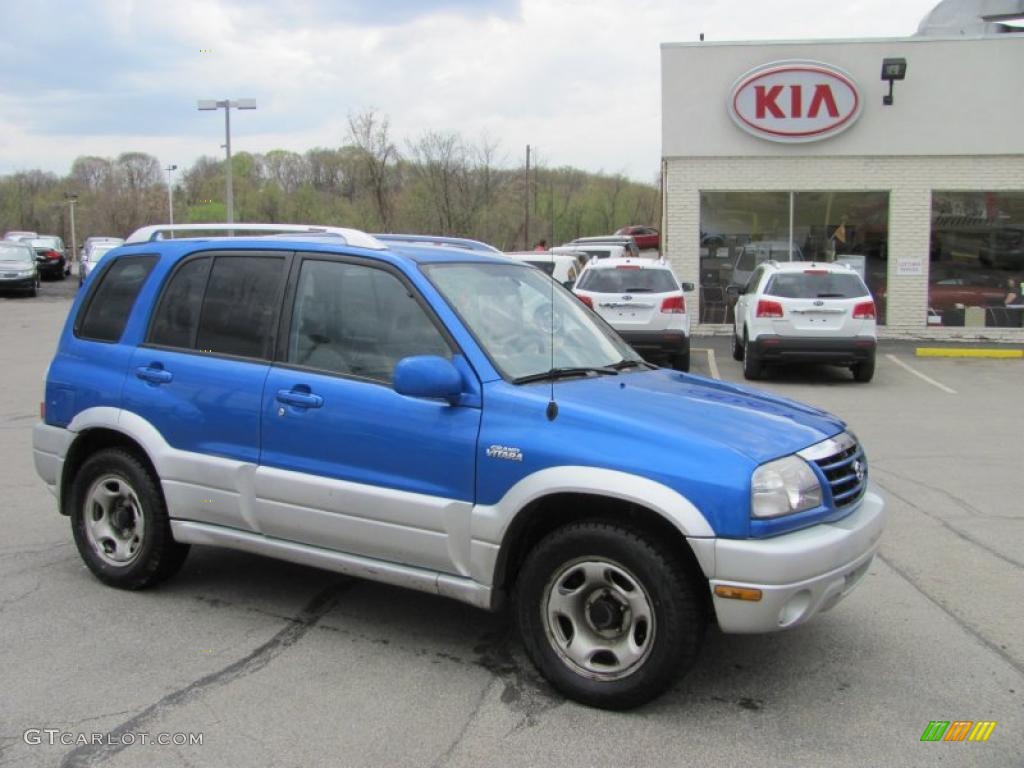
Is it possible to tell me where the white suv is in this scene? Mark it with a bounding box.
[730,261,877,382]
[574,257,693,371]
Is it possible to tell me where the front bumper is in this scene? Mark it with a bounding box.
[704,486,886,633]
[0,275,37,291]
[752,336,875,365]
[618,329,689,359]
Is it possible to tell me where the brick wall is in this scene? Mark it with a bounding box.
[664,155,1024,341]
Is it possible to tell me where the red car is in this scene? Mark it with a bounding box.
[615,225,659,251]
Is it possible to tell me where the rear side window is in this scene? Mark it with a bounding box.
[76,255,158,342]
[149,257,211,348]
[147,253,286,359]
[196,256,285,359]
[765,272,869,299]
[577,268,678,294]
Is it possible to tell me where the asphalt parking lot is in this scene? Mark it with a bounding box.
[1,279,1021,767]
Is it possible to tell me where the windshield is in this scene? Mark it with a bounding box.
[766,272,869,299]
[423,262,642,381]
[0,243,33,263]
[577,267,677,294]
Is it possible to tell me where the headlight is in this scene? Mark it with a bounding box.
[18,268,35,277]
[751,455,822,518]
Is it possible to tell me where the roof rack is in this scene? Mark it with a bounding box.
[123,223,385,250]
[373,233,501,254]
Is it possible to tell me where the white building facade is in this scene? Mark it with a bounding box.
[661,33,1024,339]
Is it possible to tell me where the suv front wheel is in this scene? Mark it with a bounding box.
[69,448,189,590]
[515,521,706,710]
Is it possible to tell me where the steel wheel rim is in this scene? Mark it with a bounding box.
[541,557,656,681]
[82,474,146,567]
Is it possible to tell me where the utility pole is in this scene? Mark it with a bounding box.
[524,144,531,250]
[64,193,78,272]
[164,165,177,235]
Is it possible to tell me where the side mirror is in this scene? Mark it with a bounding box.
[393,355,463,405]
[680,281,695,292]
[562,280,575,290]
[726,284,740,297]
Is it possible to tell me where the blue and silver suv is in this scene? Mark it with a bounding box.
[33,223,886,709]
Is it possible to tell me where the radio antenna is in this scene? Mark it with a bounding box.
[546,246,559,421]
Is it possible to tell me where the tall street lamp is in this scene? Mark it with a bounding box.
[164,164,177,234]
[197,99,257,223]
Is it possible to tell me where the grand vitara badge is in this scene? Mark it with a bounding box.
[728,60,862,143]
[486,444,523,462]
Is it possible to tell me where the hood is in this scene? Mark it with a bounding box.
[547,368,843,464]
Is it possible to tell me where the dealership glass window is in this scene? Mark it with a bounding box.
[699,191,889,324]
[928,191,1024,329]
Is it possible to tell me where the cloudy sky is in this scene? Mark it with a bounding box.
[0,0,942,182]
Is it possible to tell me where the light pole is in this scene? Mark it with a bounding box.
[197,99,257,223]
[63,193,79,272]
[164,164,177,234]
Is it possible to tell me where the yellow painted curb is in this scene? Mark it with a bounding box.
[915,348,1024,359]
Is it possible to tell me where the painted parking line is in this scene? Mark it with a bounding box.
[692,348,720,379]
[916,347,1023,359]
[885,354,957,395]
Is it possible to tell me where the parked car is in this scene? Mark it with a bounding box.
[79,241,121,285]
[24,236,67,280]
[566,235,641,259]
[553,244,630,262]
[503,251,580,285]
[731,240,803,290]
[0,240,40,296]
[4,230,38,241]
[573,256,693,371]
[926,276,1006,311]
[34,222,886,710]
[730,261,877,382]
[615,225,660,251]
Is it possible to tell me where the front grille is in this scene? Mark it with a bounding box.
[799,433,867,510]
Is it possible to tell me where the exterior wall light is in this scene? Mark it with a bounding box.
[881,58,907,105]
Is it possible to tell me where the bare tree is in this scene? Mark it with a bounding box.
[346,109,399,230]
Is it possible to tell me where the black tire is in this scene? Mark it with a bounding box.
[852,352,876,383]
[29,282,38,297]
[732,331,744,361]
[671,351,690,372]
[69,448,189,590]
[515,521,706,710]
[742,332,762,380]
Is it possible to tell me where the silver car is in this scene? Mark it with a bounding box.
[0,241,40,296]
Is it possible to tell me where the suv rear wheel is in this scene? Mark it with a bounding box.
[742,331,763,380]
[515,521,705,710]
[732,331,744,361]
[69,448,189,590]
[851,352,876,383]
[671,351,690,372]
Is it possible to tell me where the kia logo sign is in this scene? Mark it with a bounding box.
[729,60,861,143]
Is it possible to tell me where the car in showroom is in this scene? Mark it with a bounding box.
[0,240,40,295]
[614,225,660,251]
[33,222,886,710]
[572,256,693,371]
[730,261,877,382]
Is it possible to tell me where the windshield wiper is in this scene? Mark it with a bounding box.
[610,358,653,371]
[815,293,846,298]
[514,366,619,384]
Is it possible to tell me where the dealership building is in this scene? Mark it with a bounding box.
[661,0,1024,339]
